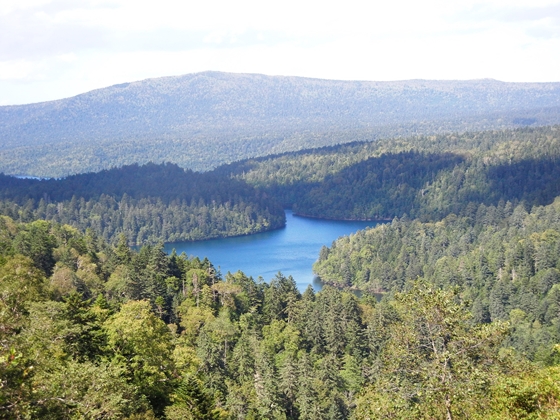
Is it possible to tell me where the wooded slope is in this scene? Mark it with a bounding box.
[221,126,560,221]
[2,217,559,419]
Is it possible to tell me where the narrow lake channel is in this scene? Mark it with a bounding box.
[164,210,380,292]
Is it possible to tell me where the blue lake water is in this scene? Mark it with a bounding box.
[164,210,380,292]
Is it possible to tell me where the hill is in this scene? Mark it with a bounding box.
[1,72,560,177]
[218,125,560,221]
[2,212,560,419]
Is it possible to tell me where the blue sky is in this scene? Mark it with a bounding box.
[1,0,560,105]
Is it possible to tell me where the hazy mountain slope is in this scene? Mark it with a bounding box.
[1,71,560,177]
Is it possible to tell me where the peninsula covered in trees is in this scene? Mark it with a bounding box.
[0,163,285,245]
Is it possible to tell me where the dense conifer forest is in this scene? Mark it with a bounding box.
[3,125,560,418]
[2,126,560,246]
[315,198,560,359]
[1,217,559,419]
[220,125,560,221]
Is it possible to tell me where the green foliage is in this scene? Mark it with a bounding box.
[13,220,56,276]
[30,360,147,419]
[3,125,560,419]
[104,300,175,413]
[354,281,509,419]
[0,255,47,337]
[479,364,560,419]
[0,347,33,418]
[165,374,220,420]
[315,198,560,360]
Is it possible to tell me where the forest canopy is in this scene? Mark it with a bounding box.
[2,217,559,419]
[220,125,560,221]
[3,125,560,418]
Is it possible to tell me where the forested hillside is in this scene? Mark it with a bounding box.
[2,217,559,419]
[2,72,560,177]
[3,117,560,417]
[3,125,559,246]
[316,196,560,350]
[0,163,284,245]
[221,125,560,221]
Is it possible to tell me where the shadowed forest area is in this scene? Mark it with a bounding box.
[220,125,560,220]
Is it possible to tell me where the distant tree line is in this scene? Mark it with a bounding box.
[3,126,560,246]
[3,72,560,178]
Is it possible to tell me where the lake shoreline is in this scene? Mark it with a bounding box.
[164,210,381,293]
[292,211,393,223]
[162,210,390,246]
[162,222,287,246]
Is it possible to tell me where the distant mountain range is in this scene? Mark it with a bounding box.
[1,71,560,177]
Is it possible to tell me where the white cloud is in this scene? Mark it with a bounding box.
[0,60,38,80]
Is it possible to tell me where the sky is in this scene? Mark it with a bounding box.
[1,0,560,105]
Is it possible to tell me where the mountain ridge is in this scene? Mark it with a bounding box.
[2,71,560,177]
[6,72,558,109]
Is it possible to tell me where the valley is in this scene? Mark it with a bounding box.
[2,73,560,419]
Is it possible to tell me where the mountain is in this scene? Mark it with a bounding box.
[1,71,560,177]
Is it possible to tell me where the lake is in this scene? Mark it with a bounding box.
[164,210,380,292]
